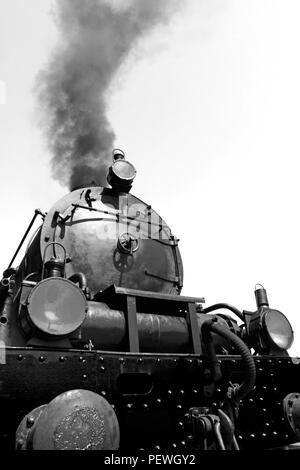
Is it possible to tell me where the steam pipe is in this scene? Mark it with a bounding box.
[202,319,256,402]
[201,303,244,321]
[68,272,87,290]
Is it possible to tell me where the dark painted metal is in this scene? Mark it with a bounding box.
[0,350,299,451]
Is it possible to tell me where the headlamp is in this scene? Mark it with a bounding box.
[260,308,294,350]
[107,149,136,192]
[25,277,87,337]
[244,285,294,354]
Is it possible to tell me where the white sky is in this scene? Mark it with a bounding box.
[1,0,300,354]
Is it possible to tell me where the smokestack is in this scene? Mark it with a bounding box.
[36,0,180,190]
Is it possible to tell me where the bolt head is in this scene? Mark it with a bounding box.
[27,416,35,428]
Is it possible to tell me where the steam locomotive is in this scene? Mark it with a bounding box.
[0,149,299,451]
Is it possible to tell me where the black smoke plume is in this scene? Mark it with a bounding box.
[36,0,180,189]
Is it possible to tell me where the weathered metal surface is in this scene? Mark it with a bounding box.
[1,349,299,451]
[33,188,184,295]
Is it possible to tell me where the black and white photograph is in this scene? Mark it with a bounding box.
[0,0,300,457]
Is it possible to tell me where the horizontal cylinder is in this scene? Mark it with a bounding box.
[72,301,230,353]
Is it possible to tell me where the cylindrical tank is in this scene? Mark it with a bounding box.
[72,302,229,353]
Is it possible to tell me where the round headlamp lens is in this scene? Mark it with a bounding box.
[27,278,87,336]
[263,309,294,350]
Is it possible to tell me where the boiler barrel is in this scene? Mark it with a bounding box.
[73,301,213,353]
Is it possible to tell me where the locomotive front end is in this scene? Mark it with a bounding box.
[0,151,300,452]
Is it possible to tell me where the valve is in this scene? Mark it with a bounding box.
[185,406,239,450]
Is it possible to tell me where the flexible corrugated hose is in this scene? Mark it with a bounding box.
[203,319,256,402]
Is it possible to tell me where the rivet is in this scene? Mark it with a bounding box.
[262,433,267,437]
[59,356,65,362]
[156,399,162,405]
[168,390,173,396]
[82,374,88,381]
[177,405,182,411]
[249,398,254,403]
[193,389,198,394]
[155,446,161,451]
[250,434,255,438]
[17,355,23,361]
[101,391,106,396]
[39,356,45,362]
[138,358,143,364]
[143,404,148,410]
[273,431,278,436]
[156,358,161,364]
[99,357,104,363]
[100,366,106,373]
[79,357,85,363]
[265,423,270,427]
[259,397,264,401]
[178,422,184,428]
[179,390,185,395]
[127,403,133,409]
[111,404,116,410]
[173,359,177,364]
[119,358,125,364]
[172,443,177,449]
[188,359,193,365]
[26,416,35,428]
[181,441,186,447]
